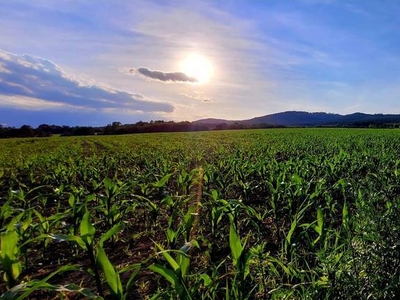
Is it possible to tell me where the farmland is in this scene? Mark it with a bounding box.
[1,128,400,299]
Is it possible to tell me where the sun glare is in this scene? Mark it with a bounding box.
[180,54,213,84]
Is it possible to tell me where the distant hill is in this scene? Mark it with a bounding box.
[329,113,400,125]
[191,118,237,125]
[194,111,400,127]
[245,111,341,126]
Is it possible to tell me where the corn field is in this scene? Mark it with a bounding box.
[1,128,400,299]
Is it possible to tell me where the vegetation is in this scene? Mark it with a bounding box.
[0,120,285,138]
[1,128,400,299]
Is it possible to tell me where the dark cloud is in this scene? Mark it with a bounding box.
[0,49,174,113]
[131,67,198,83]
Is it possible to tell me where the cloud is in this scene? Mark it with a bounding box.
[130,67,197,83]
[0,94,91,111]
[181,92,213,103]
[0,49,174,113]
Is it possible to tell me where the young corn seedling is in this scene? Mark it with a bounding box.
[0,196,14,229]
[149,241,193,300]
[65,193,88,236]
[48,210,125,298]
[1,229,22,289]
[1,265,99,300]
[101,177,124,229]
[228,221,254,300]
[149,187,203,300]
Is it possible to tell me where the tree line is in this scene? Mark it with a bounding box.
[0,120,285,138]
[2,119,397,138]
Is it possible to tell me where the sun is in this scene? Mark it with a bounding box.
[180,54,213,84]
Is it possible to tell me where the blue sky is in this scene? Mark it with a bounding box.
[0,0,399,127]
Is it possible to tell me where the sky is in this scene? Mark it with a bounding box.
[0,0,400,127]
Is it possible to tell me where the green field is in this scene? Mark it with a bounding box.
[1,128,400,299]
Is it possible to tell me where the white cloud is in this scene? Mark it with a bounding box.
[181,92,213,103]
[0,62,11,73]
[0,95,90,110]
[0,49,174,113]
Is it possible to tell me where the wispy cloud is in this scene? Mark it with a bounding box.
[129,67,197,83]
[0,49,174,113]
[0,95,90,110]
[181,92,213,103]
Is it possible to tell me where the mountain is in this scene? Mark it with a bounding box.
[194,111,400,127]
[330,113,400,125]
[245,111,341,126]
[191,118,237,125]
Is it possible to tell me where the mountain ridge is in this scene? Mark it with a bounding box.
[194,111,400,127]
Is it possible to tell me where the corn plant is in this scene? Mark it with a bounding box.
[1,229,21,289]
[48,210,125,298]
[149,241,192,299]
[227,222,255,299]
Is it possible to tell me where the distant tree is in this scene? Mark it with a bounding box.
[71,126,95,136]
[36,124,52,137]
[0,125,6,138]
[112,121,121,128]
[19,125,34,137]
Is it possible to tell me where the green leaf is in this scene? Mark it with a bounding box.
[21,211,32,232]
[120,263,141,296]
[200,274,212,287]
[286,218,297,245]
[167,228,177,246]
[152,173,172,188]
[268,256,294,277]
[315,207,324,236]
[154,241,180,272]
[68,194,75,208]
[55,283,101,299]
[342,201,349,229]
[6,213,24,233]
[104,177,118,197]
[96,245,123,298]
[292,174,303,184]
[48,234,86,250]
[80,211,95,246]
[2,265,83,300]
[229,223,243,266]
[177,250,190,278]
[149,264,180,288]
[1,230,21,286]
[211,189,219,201]
[183,206,196,232]
[99,222,124,246]
[104,177,113,190]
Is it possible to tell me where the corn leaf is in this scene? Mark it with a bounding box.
[229,223,243,266]
[154,241,180,272]
[149,263,180,288]
[48,234,86,250]
[1,230,21,286]
[153,173,172,188]
[96,244,123,298]
[80,211,95,246]
[99,222,124,246]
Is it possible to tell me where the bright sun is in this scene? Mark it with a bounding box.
[180,54,213,84]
